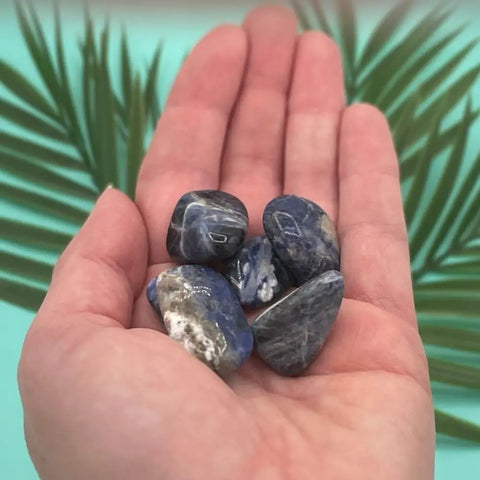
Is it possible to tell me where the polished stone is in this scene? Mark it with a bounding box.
[252,270,344,376]
[147,265,253,375]
[166,190,248,264]
[263,195,339,286]
[222,235,291,307]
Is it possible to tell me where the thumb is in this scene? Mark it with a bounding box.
[35,187,148,330]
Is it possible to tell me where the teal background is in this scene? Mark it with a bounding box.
[1,0,479,478]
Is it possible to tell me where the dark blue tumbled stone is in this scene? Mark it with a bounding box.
[252,270,344,376]
[263,195,339,286]
[222,236,291,307]
[166,190,248,264]
[147,265,253,375]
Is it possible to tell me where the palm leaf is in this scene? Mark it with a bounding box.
[290,0,315,31]
[309,0,333,34]
[0,251,52,285]
[402,107,442,227]
[0,277,47,312]
[414,151,480,279]
[375,24,467,110]
[358,0,412,69]
[1,182,89,224]
[429,358,480,389]
[126,75,146,198]
[0,131,82,168]
[0,151,97,200]
[435,411,480,443]
[400,108,480,179]
[419,326,480,354]
[415,292,480,317]
[302,0,480,443]
[334,0,356,96]
[120,29,132,118]
[144,44,163,128]
[0,217,72,252]
[0,99,67,142]
[0,2,163,313]
[15,2,60,104]
[408,100,472,261]
[94,22,118,189]
[53,2,91,167]
[358,8,452,101]
[0,60,58,120]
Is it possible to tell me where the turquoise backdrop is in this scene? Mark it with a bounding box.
[1,0,479,478]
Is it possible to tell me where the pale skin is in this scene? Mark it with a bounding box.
[18,5,435,480]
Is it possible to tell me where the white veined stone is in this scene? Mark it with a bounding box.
[257,266,279,303]
[163,310,220,367]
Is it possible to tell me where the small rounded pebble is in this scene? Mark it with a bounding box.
[252,270,344,376]
[147,265,253,375]
[263,194,339,285]
[222,235,291,307]
[166,190,248,264]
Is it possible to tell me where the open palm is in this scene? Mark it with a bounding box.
[18,6,434,480]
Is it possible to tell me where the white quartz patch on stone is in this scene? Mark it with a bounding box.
[163,310,220,367]
[257,266,279,303]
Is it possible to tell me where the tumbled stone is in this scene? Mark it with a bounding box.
[222,235,291,307]
[147,265,253,375]
[263,195,339,286]
[251,270,344,376]
[166,190,248,264]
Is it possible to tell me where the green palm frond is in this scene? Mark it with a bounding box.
[292,0,480,441]
[0,3,162,312]
[1,1,480,442]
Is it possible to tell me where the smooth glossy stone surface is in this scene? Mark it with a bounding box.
[252,270,344,376]
[147,265,253,375]
[222,235,291,307]
[263,195,339,286]
[166,190,248,264]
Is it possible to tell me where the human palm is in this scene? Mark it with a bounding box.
[18,6,434,480]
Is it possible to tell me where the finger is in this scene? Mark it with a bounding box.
[136,25,248,264]
[337,103,416,323]
[220,5,298,234]
[35,188,148,330]
[284,31,345,222]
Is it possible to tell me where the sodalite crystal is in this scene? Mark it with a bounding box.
[252,270,344,376]
[263,195,339,286]
[222,236,291,307]
[166,191,248,264]
[147,265,253,375]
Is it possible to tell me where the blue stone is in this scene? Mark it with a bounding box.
[167,190,248,264]
[222,235,291,307]
[146,277,158,309]
[252,270,344,376]
[263,195,339,286]
[147,265,253,375]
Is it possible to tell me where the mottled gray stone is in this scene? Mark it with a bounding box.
[252,270,344,376]
[166,190,248,264]
[222,236,291,307]
[263,195,339,286]
[147,265,253,375]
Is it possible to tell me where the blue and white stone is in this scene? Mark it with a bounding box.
[166,190,248,264]
[252,270,344,376]
[263,195,339,286]
[222,236,291,307]
[147,265,253,375]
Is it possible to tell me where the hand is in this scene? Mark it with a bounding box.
[18,6,434,480]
